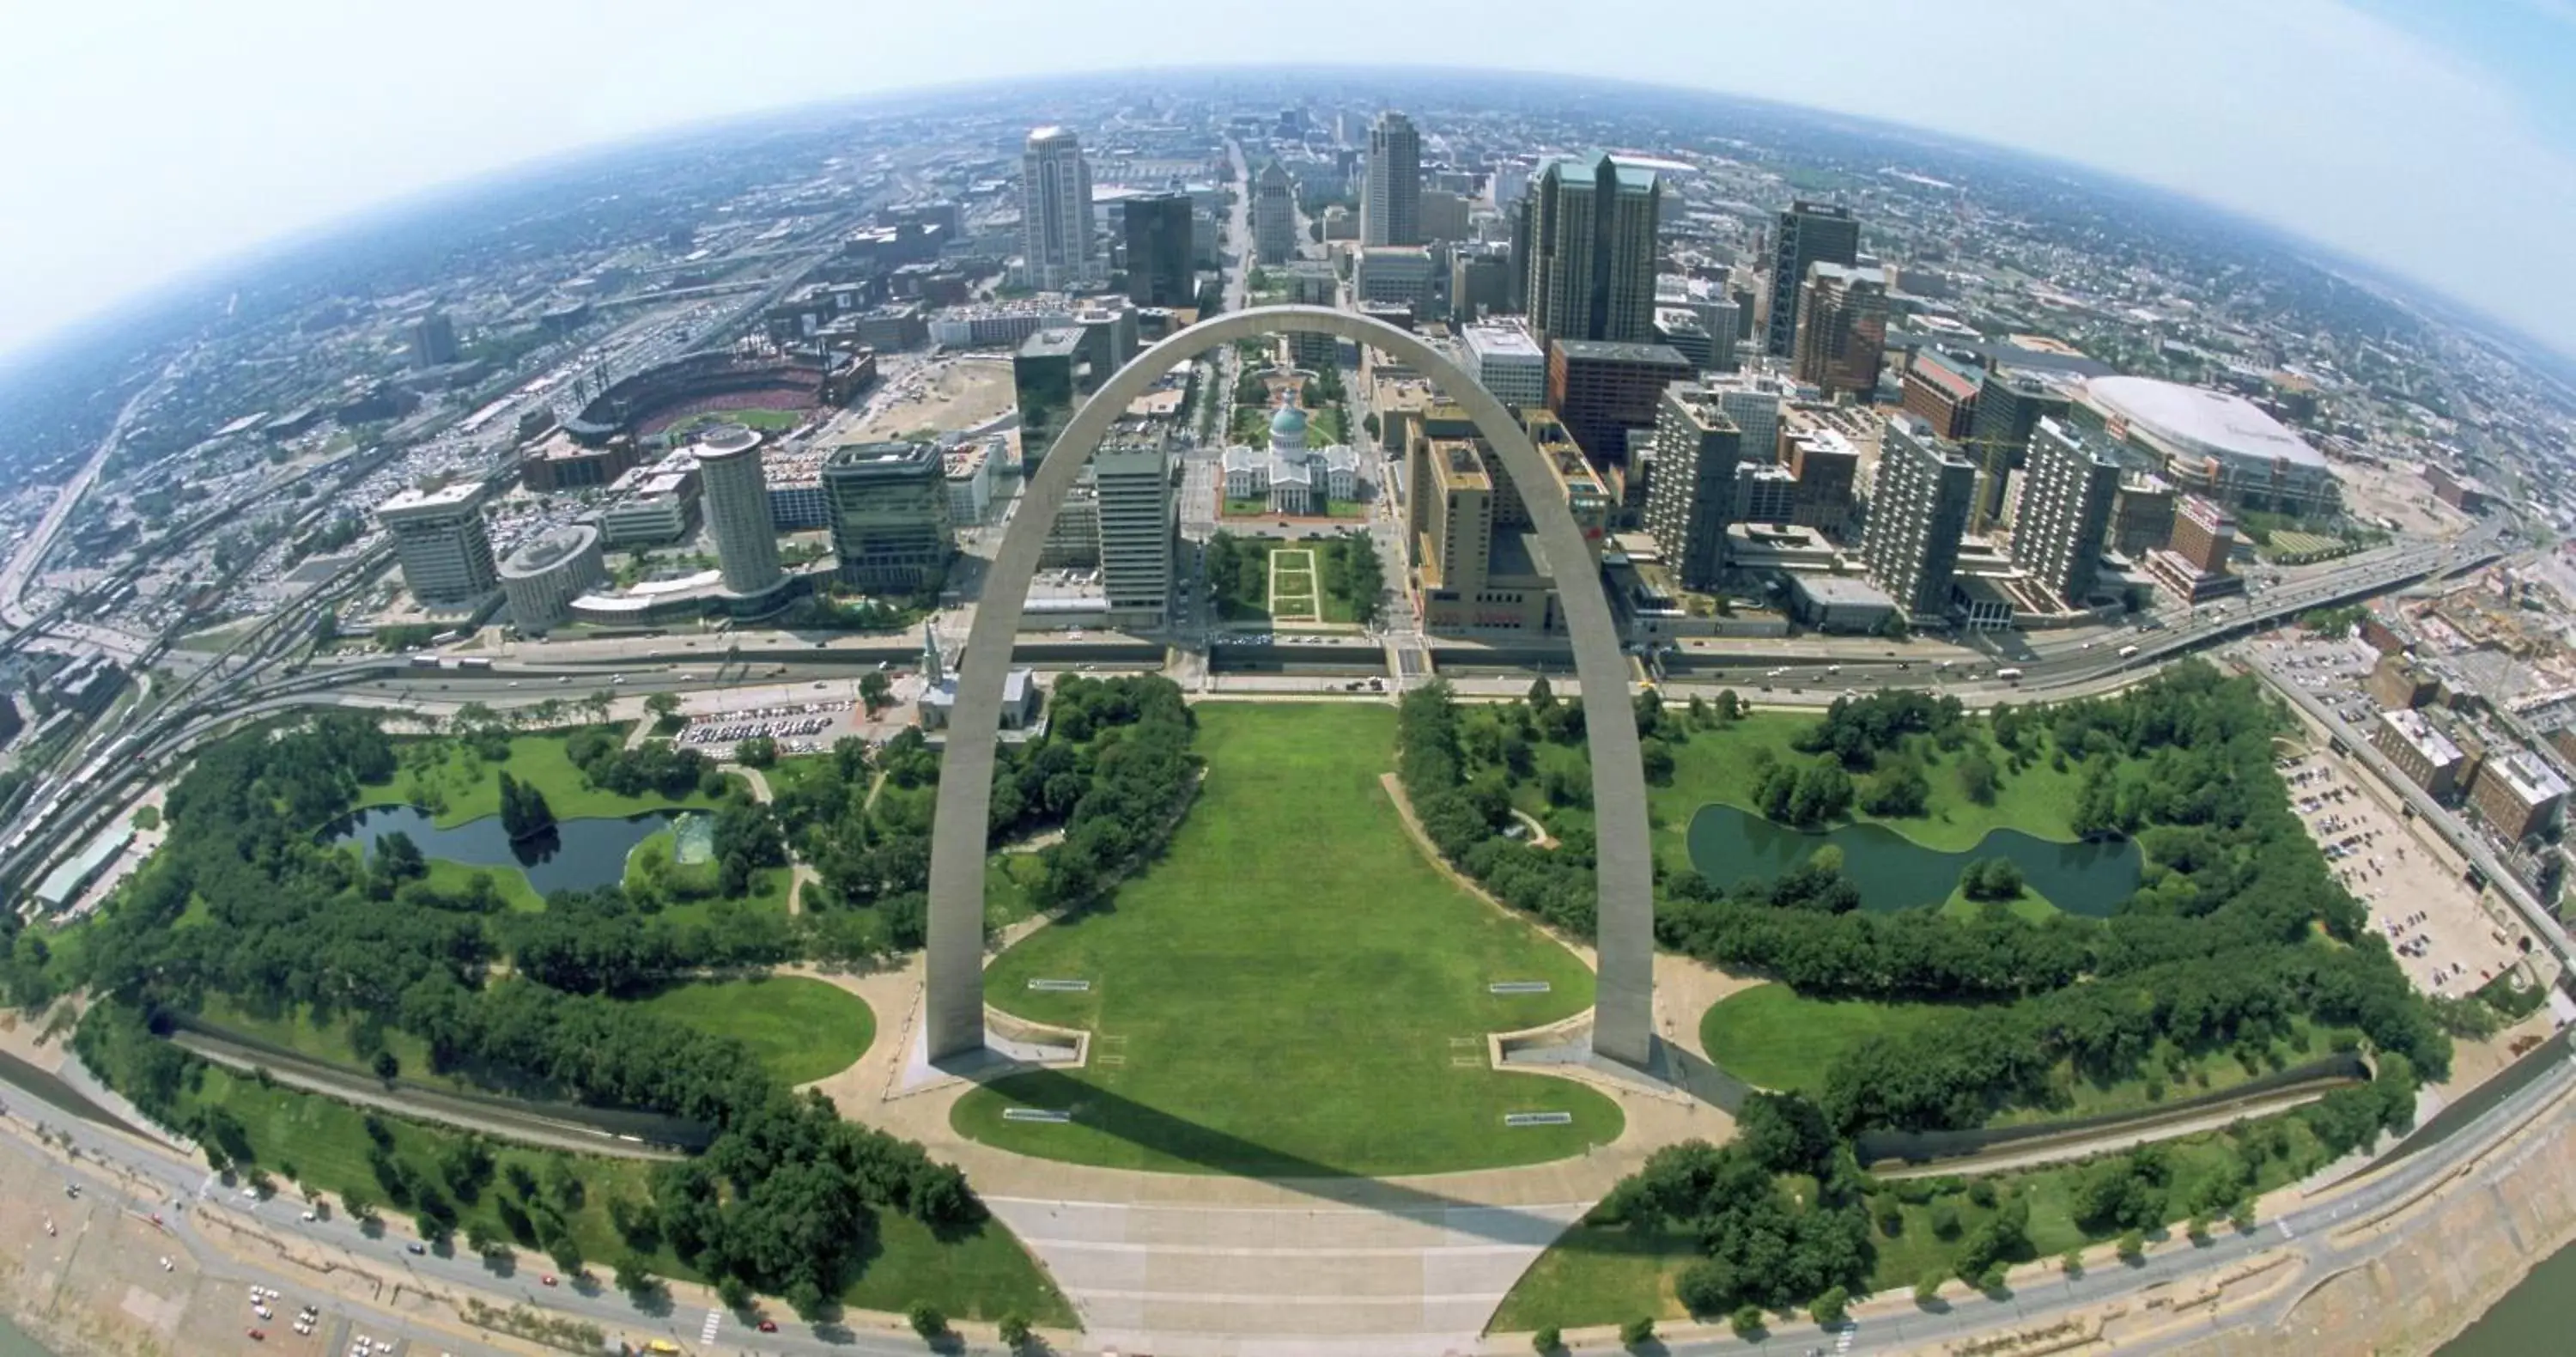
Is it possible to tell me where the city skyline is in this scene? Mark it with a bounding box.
[1,1,2573,367]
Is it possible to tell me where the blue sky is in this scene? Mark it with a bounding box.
[1,1,2573,363]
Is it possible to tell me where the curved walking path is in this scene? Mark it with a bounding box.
[717,760,817,914]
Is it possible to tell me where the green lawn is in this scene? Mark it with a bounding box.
[621,825,794,925]
[365,734,729,829]
[1937,885,2061,922]
[1698,984,1953,1096]
[422,857,547,912]
[629,977,873,1086]
[956,704,1623,1176]
[1635,713,2087,870]
[1495,1111,2338,1330]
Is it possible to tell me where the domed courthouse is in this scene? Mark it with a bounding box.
[1223,397,1360,516]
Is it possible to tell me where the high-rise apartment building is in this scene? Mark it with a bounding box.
[1018,126,1098,290]
[1792,263,1890,401]
[1643,384,1746,591]
[1523,152,1662,348]
[1965,373,2071,532]
[2169,495,2238,575]
[407,311,459,369]
[1362,111,1421,247]
[2012,417,2121,608]
[1122,192,1194,307]
[1765,201,1860,357]
[692,424,783,597]
[1093,443,1175,627]
[1861,414,1977,617]
[823,441,953,595]
[377,483,496,604]
[1461,321,1547,411]
[1254,161,1297,265]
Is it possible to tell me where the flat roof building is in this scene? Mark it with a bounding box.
[693,424,783,597]
[1094,443,1175,628]
[822,441,952,596]
[378,483,497,604]
[1793,263,1889,403]
[1643,383,1745,592]
[2471,747,2570,843]
[499,524,606,632]
[1523,151,1662,348]
[1461,321,1547,411]
[2375,708,2467,800]
[2013,417,2122,608]
[1861,414,1977,618]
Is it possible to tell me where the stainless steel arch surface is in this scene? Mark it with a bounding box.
[923,304,1655,1066]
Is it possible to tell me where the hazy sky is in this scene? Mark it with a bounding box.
[3,1,2573,362]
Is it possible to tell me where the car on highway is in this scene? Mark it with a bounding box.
[756,1319,779,1333]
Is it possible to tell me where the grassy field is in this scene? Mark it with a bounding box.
[620,825,794,925]
[422,857,546,912]
[363,734,729,829]
[1698,984,1954,1096]
[629,977,873,1086]
[171,1065,1068,1324]
[956,704,1622,1176]
[193,995,451,1089]
[1937,885,2061,922]
[1494,1111,2338,1330]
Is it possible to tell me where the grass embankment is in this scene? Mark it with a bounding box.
[170,1065,1067,1323]
[629,977,874,1086]
[957,704,1621,1176]
[1698,984,2355,1128]
[1493,1112,2339,1330]
[363,734,729,829]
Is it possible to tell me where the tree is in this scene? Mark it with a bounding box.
[1737,1092,1832,1174]
[735,735,779,768]
[999,1312,1033,1350]
[2117,1230,2147,1264]
[1728,1305,1763,1339]
[715,1275,754,1313]
[645,692,683,727]
[906,1304,947,1342]
[2060,1250,2084,1276]
[1621,1315,1657,1348]
[1811,1285,1850,1327]
[1530,1326,1562,1355]
[1915,1271,1945,1305]
[1959,856,2025,902]
[860,671,894,715]
[372,1050,400,1081]
[1957,748,2000,806]
[1639,738,1676,785]
[615,1252,660,1300]
[1874,610,1911,640]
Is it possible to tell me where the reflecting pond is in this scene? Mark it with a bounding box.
[324,805,679,897]
[1684,803,2142,916]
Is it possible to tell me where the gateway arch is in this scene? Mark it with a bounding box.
[923,304,1656,1068]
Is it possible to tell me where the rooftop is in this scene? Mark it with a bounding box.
[499,524,599,578]
[2381,708,2464,767]
[2488,748,2571,805]
[1552,338,1690,366]
[378,482,482,515]
[2083,375,2326,471]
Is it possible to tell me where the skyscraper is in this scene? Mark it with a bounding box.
[1792,263,1890,401]
[693,424,783,597]
[2012,417,2123,608]
[1362,111,1420,247]
[1766,201,1860,357]
[1019,126,1097,290]
[823,441,953,595]
[1643,384,1746,591]
[377,484,496,604]
[1122,192,1194,307]
[1862,414,1978,617]
[1965,373,2071,532]
[1094,442,1175,627]
[1254,161,1297,265]
[1524,152,1662,349]
[407,311,458,369]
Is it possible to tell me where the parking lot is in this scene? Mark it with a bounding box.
[2261,632,2380,726]
[677,701,849,755]
[2275,747,2524,998]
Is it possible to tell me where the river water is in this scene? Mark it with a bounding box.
[1684,803,2144,915]
[0,1316,50,1357]
[2439,1237,2576,1355]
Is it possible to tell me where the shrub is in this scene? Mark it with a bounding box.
[906,1304,946,1341]
[1728,1305,1764,1339]
[1530,1326,1561,1355]
[1620,1315,1656,1348]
